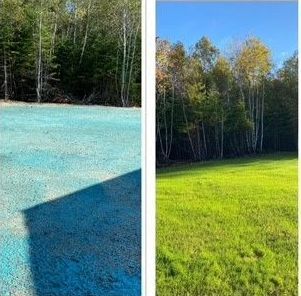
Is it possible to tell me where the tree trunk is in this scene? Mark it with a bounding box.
[124,25,133,104]
[260,83,265,152]
[220,112,224,159]
[254,85,260,151]
[157,113,167,160]
[3,47,8,101]
[215,125,220,158]
[202,121,207,158]
[196,123,201,160]
[79,0,92,65]
[181,96,196,160]
[163,89,168,157]
[126,22,140,105]
[115,46,120,98]
[120,3,128,106]
[50,13,58,58]
[167,85,175,158]
[36,9,42,103]
[73,0,78,44]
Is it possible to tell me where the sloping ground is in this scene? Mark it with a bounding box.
[157,154,297,296]
[0,103,141,296]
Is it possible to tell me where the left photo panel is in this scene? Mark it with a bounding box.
[0,1,142,295]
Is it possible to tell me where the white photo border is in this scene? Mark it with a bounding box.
[143,0,156,295]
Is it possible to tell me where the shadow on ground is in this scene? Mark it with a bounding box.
[157,152,297,178]
[23,170,141,296]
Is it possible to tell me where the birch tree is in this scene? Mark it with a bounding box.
[184,56,206,160]
[234,38,272,152]
[0,0,23,101]
[0,0,141,105]
[156,39,174,160]
[117,0,140,107]
[213,57,232,158]
[156,36,294,164]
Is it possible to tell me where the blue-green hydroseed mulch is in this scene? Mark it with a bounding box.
[0,103,141,296]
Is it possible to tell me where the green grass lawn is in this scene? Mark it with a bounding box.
[157,153,297,296]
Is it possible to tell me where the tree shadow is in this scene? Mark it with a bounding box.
[23,170,141,296]
[157,152,297,178]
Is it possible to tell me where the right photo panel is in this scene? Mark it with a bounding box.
[156,1,298,295]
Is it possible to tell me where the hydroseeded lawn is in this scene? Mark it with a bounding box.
[157,153,297,296]
[0,103,141,296]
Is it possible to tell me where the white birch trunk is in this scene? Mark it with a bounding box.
[167,85,175,158]
[260,83,265,152]
[120,3,128,106]
[181,96,196,160]
[79,0,92,65]
[220,112,224,159]
[126,22,140,105]
[3,47,8,101]
[50,13,58,58]
[36,10,42,103]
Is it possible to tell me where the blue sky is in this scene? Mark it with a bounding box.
[157,1,298,68]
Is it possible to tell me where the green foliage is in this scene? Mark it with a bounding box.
[156,36,297,162]
[194,36,219,73]
[157,153,297,295]
[235,38,272,85]
[0,0,141,106]
[226,100,252,133]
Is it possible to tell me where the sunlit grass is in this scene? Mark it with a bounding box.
[157,153,297,296]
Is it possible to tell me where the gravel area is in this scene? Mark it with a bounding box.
[0,103,141,296]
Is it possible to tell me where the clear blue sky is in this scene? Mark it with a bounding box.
[157,1,298,68]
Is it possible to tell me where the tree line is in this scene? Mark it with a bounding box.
[0,0,141,106]
[156,37,297,164]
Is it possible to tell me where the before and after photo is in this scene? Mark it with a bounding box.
[0,0,298,295]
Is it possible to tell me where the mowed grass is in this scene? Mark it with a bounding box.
[157,153,297,296]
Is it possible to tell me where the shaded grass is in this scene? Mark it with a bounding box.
[157,153,297,296]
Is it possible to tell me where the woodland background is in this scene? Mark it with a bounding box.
[0,0,141,107]
[156,37,298,164]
